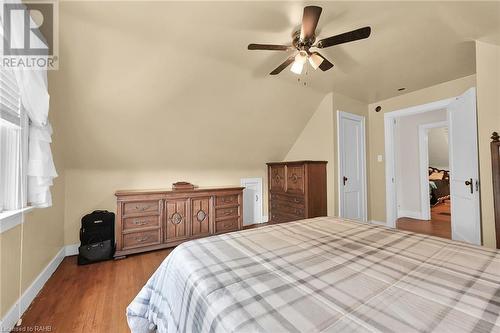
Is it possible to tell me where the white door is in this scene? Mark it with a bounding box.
[338,111,367,222]
[448,88,481,245]
[240,178,263,226]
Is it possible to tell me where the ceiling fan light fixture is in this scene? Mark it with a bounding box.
[290,60,304,75]
[308,53,324,70]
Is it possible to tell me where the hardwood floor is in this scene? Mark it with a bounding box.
[396,202,451,239]
[14,249,171,333]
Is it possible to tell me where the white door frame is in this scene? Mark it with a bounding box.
[418,121,449,221]
[384,97,455,228]
[240,178,263,225]
[337,111,368,222]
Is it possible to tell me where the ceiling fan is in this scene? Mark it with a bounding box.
[248,6,371,75]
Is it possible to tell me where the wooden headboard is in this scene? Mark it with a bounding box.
[491,132,500,249]
[428,167,450,182]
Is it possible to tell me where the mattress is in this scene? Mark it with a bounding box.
[127,217,500,333]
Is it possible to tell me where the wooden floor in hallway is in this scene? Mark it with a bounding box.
[13,249,171,333]
[396,202,451,239]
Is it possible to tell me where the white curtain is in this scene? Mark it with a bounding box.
[1,1,57,207]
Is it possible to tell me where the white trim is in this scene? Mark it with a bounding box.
[337,111,368,222]
[369,220,387,226]
[0,206,34,234]
[240,178,264,225]
[397,209,424,220]
[384,98,455,119]
[384,117,398,228]
[65,243,80,256]
[0,246,66,332]
[384,97,456,229]
[262,215,269,223]
[418,121,448,221]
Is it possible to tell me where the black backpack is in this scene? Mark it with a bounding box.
[78,210,115,265]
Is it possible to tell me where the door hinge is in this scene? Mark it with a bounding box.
[475,180,480,192]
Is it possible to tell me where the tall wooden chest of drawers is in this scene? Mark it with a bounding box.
[267,161,327,223]
[114,186,243,258]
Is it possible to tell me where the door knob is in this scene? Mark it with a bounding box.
[465,178,473,194]
[343,176,348,186]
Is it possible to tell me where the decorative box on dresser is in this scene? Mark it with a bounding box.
[267,161,327,223]
[114,186,243,258]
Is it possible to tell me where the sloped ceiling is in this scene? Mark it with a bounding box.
[50,1,500,170]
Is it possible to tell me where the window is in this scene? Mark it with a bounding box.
[0,69,28,213]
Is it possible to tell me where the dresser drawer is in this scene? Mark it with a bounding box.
[123,200,160,215]
[122,229,161,249]
[123,215,160,231]
[271,193,305,206]
[269,165,286,192]
[272,204,305,218]
[215,218,238,233]
[286,165,305,193]
[215,194,239,206]
[215,206,239,219]
[270,212,299,223]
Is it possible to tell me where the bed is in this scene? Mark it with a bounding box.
[429,167,450,206]
[127,217,500,333]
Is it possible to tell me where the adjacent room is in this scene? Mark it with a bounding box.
[1,1,500,332]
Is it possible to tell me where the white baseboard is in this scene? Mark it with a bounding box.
[369,220,387,226]
[0,246,66,332]
[65,243,79,256]
[397,210,424,220]
[0,244,79,332]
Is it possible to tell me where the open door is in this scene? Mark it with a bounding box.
[448,88,481,245]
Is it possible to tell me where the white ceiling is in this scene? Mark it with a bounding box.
[51,1,500,170]
[59,1,500,103]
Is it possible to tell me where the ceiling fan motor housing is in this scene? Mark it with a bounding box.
[292,30,315,50]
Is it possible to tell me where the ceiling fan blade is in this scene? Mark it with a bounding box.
[312,52,334,71]
[300,6,322,41]
[270,55,296,75]
[316,26,371,49]
[248,43,291,51]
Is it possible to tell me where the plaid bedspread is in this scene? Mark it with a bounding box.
[127,217,500,333]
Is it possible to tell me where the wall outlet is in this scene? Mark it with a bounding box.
[377,155,383,162]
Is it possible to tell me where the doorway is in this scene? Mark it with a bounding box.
[396,121,451,239]
[384,88,481,245]
[337,111,367,222]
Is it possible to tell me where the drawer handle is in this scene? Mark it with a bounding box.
[224,222,234,228]
[289,173,299,183]
[170,213,183,225]
[196,210,207,222]
[224,209,234,216]
[294,198,300,203]
[135,235,150,243]
[133,220,148,226]
[135,204,153,211]
[221,197,233,203]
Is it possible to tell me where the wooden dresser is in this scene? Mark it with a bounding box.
[268,161,327,223]
[114,186,243,258]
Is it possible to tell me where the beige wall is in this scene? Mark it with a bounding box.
[476,41,500,248]
[63,168,266,245]
[285,94,335,214]
[0,87,66,318]
[285,92,368,217]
